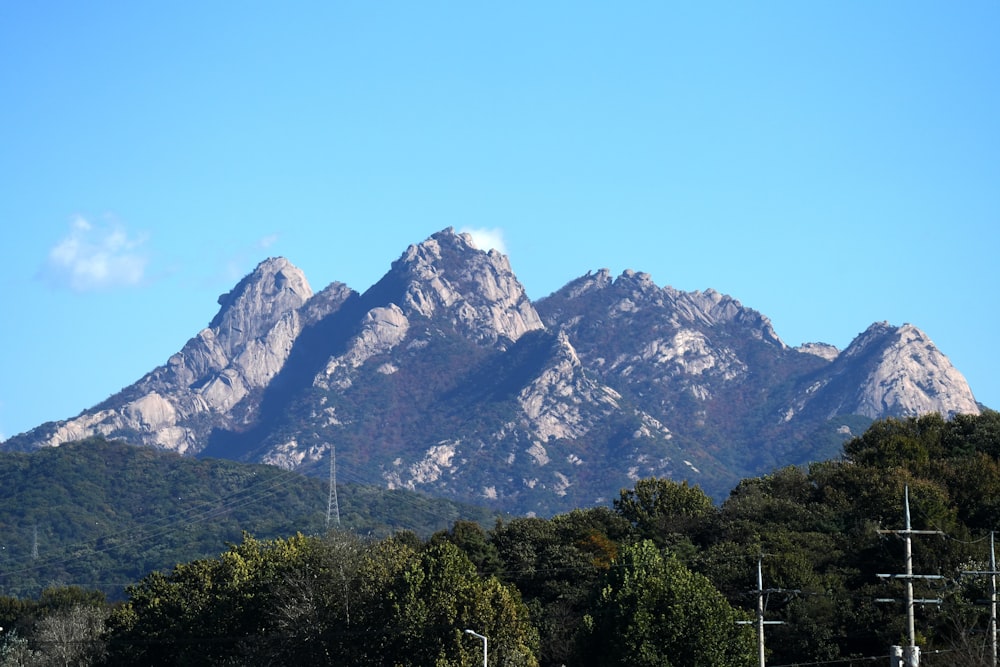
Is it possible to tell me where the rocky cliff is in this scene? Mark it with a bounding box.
[793,321,981,421]
[12,258,354,454]
[3,228,981,513]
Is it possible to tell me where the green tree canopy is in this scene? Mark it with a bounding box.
[583,540,754,667]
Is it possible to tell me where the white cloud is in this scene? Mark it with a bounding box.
[460,227,507,254]
[257,233,280,249]
[43,216,149,291]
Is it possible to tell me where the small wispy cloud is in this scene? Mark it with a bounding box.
[460,227,507,254]
[210,233,283,284]
[257,233,280,249]
[43,216,149,292]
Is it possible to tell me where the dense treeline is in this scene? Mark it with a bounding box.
[3,410,1000,665]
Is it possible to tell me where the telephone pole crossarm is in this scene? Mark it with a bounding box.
[735,556,799,667]
[876,485,945,666]
[737,621,784,625]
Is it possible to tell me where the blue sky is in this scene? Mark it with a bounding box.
[1,3,997,441]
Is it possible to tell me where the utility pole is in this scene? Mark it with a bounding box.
[876,486,944,667]
[961,531,998,667]
[326,445,340,530]
[736,556,791,667]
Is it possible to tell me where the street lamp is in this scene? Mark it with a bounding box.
[464,628,487,667]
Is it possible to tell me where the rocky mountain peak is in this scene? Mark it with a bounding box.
[842,322,979,418]
[209,257,313,356]
[11,256,330,454]
[556,269,615,300]
[614,269,658,292]
[840,321,894,360]
[542,269,784,350]
[387,228,543,345]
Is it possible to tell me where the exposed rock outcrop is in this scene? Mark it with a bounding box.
[842,322,979,418]
[798,342,840,361]
[390,229,544,345]
[517,331,622,442]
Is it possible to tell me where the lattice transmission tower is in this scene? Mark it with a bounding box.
[326,445,340,530]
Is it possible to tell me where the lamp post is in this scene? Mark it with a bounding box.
[464,628,487,667]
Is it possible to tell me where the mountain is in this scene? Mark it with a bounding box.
[2,229,980,513]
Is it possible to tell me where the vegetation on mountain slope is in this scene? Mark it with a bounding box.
[0,438,498,600]
[3,410,1000,665]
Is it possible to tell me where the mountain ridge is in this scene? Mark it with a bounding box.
[3,228,981,512]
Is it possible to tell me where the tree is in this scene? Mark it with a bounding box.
[430,520,502,576]
[582,540,754,667]
[0,630,39,667]
[615,478,714,527]
[488,510,630,666]
[614,478,715,557]
[386,542,538,666]
[944,409,1000,459]
[842,414,950,470]
[104,532,318,666]
[259,530,367,665]
[33,604,108,667]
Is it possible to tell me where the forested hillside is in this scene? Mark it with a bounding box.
[0,438,498,599]
[3,411,1000,665]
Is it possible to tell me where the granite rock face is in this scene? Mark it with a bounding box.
[16,258,354,454]
[313,230,544,392]
[833,322,979,419]
[3,228,982,512]
[390,229,544,345]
